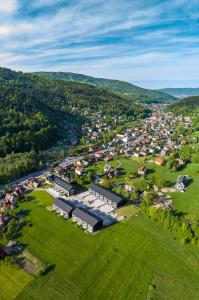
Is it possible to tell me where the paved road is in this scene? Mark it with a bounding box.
[0,169,48,190]
[0,147,115,189]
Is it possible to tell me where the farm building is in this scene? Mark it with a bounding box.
[53,198,75,219]
[89,183,125,209]
[72,207,103,233]
[49,175,75,196]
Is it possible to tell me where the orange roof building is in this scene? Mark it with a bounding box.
[154,157,165,166]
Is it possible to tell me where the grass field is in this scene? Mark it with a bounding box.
[11,190,199,300]
[0,262,32,300]
[146,161,199,220]
[115,204,140,220]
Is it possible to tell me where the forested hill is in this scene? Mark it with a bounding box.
[168,96,199,115]
[35,71,176,103]
[159,88,199,98]
[0,67,80,157]
[0,67,147,157]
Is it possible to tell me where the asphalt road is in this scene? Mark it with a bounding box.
[0,147,115,189]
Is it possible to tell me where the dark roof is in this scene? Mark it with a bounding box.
[54,198,75,213]
[177,175,188,185]
[72,207,102,227]
[89,183,122,204]
[53,175,74,191]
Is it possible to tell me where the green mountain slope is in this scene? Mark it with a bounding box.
[0,67,147,157]
[35,71,176,103]
[159,88,199,98]
[168,95,199,115]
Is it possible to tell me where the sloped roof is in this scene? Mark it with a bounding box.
[54,198,75,213]
[72,207,102,227]
[89,183,122,204]
[53,175,74,191]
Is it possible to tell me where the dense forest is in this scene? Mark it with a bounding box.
[35,71,176,103]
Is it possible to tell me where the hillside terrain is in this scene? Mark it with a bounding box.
[0,67,147,157]
[159,88,199,98]
[168,95,199,114]
[35,72,176,103]
[0,67,149,183]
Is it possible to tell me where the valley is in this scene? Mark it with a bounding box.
[0,68,199,300]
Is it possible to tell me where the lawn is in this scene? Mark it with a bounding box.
[0,262,32,300]
[115,204,140,220]
[146,162,199,220]
[13,191,199,300]
[29,190,54,207]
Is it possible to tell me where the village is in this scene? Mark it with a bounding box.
[0,105,193,261]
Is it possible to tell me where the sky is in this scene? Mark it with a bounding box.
[0,0,199,88]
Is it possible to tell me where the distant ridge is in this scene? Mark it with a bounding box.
[35,71,176,103]
[159,88,199,98]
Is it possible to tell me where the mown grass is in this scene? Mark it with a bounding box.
[14,191,199,300]
[0,261,32,300]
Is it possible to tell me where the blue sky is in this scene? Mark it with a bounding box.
[0,0,199,88]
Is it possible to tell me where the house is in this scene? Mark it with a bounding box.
[4,240,15,255]
[15,185,24,196]
[27,178,39,188]
[104,164,112,173]
[95,152,102,159]
[53,198,75,219]
[108,168,118,178]
[5,193,16,204]
[49,175,75,196]
[175,175,189,192]
[104,155,113,161]
[124,184,133,192]
[75,166,85,175]
[123,136,131,143]
[89,183,125,209]
[154,157,165,166]
[138,166,147,176]
[134,152,140,158]
[72,207,103,233]
[161,149,168,157]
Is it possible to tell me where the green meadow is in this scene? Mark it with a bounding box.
[2,153,199,300]
[7,190,199,300]
[0,262,31,300]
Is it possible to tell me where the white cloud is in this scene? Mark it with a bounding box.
[0,25,14,36]
[0,0,18,13]
[0,0,198,88]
